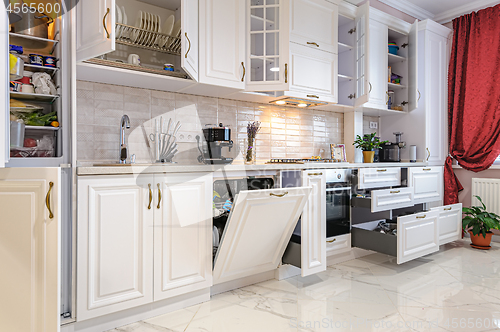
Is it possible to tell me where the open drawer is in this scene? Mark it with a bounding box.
[431,203,462,245]
[213,186,311,285]
[357,168,401,190]
[352,187,414,213]
[352,210,440,264]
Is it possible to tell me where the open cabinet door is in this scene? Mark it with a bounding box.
[182,0,199,81]
[76,0,115,62]
[1,9,8,168]
[354,2,370,107]
[408,19,418,112]
[0,168,61,331]
[213,187,311,285]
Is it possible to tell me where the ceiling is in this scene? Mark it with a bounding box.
[346,0,500,23]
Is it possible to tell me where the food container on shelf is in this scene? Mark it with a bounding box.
[9,53,24,80]
[29,54,44,66]
[10,121,25,148]
[388,42,399,55]
[11,6,53,39]
[164,64,174,71]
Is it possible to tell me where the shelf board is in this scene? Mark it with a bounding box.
[9,32,59,54]
[25,125,60,131]
[388,82,406,89]
[388,52,406,64]
[338,74,354,82]
[338,42,353,53]
[24,64,58,72]
[9,32,58,44]
[10,92,59,103]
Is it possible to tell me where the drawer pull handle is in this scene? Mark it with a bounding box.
[444,207,452,211]
[390,190,400,194]
[157,183,162,209]
[307,95,319,99]
[423,168,431,171]
[416,215,426,219]
[307,41,319,47]
[46,181,54,219]
[284,63,288,83]
[270,192,288,198]
[327,239,337,243]
[103,8,110,39]
[308,173,323,176]
[377,169,387,172]
[148,184,152,210]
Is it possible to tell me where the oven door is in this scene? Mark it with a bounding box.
[326,186,351,237]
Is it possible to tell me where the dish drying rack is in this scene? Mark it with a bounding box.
[115,23,182,56]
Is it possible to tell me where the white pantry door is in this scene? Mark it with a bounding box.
[0,10,8,167]
[0,168,61,332]
[182,0,200,81]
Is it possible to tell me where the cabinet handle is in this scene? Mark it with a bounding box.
[45,181,54,219]
[423,168,431,171]
[148,184,152,210]
[307,95,319,99]
[185,32,191,58]
[241,62,246,82]
[377,169,387,172]
[327,238,337,243]
[444,207,452,211]
[386,91,390,105]
[103,8,110,39]
[426,147,430,161]
[307,41,319,47]
[348,93,356,99]
[416,215,426,219]
[157,183,161,209]
[369,82,372,93]
[270,192,288,198]
[390,190,400,194]
[308,172,323,176]
[284,63,288,83]
[418,89,421,101]
[401,101,409,106]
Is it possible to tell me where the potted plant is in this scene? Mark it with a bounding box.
[352,133,388,163]
[462,195,500,249]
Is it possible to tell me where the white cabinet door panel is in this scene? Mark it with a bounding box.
[154,173,212,301]
[300,171,326,277]
[290,0,338,54]
[199,0,245,88]
[0,168,60,332]
[358,167,401,189]
[371,187,414,212]
[366,18,387,109]
[1,10,8,167]
[408,19,418,112]
[76,0,115,62]
[326,234,351,257]
[213,187,311,284]
[397,211,439,264]
[77,175,153,321]
[408,167,443,204]
[182,0,199,81]
[354,2,370,106]
[431,204,462,245]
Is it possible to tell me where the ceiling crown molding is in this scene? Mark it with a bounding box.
[432,0,500,24]
[378,0,435,20]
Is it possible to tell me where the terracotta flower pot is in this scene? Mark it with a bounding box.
[363,151,375,163]
[469,230,493,248]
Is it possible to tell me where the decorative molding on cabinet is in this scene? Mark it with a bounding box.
[432,0,500,24]
[369,6,411,34]
[418,19,453,37]
[338,0,357,18]
[378,0,434,21]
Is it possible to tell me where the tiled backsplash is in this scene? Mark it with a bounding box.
[76,81,345,164]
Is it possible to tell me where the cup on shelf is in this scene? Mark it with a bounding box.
[127,54,140,65]
[163,63,174,71]
[10,121,25,148]
[21,84,34,94]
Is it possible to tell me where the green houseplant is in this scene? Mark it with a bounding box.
[462,195,500,249]
[352,133,388,163]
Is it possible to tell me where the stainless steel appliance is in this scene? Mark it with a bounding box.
[380,132,406,162]
[325,169,352,237]
[196,123,234,164]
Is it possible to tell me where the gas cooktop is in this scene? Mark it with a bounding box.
[266,158,346,164]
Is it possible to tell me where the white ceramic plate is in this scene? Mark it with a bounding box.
[168,19,181,49]
[115,5,122,38]
[132,10,142,43]
[120,6,128,39]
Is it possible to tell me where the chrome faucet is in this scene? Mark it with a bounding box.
[119,115,131,164]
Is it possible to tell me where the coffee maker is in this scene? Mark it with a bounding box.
[196,123,234,165]
[380,132,406,162]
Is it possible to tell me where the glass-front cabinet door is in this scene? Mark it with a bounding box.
[246,0,289,91]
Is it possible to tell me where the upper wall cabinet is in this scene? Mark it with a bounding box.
[199,0,246,88]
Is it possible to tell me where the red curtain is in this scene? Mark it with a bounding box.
[445,4,500,205]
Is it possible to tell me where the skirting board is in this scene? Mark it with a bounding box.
[60,289,210,332]
[211,270,276,296]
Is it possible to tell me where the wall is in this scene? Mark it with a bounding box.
[76,81,344,164]
[363,116,380,136]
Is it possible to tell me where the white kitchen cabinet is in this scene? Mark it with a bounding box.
[326,234,351,257]
[76,0,116,62]
[154,173,213,301]
[408,166,443,204]
[182,0,200,81]
[199,0,246,88]
[0,168,60,331]
[299,171,327,277]
[364,17,387,110]
[77,175,154,321]
[1,10,8,168]
[431,203,462,245]
[357,167,401,189]
[354,2,370,107]
[290,0,338,54]
[352,210,439,264]
[213,186,311,284]
[370,187,414,213]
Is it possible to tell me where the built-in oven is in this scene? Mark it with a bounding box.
[325,169,352,237]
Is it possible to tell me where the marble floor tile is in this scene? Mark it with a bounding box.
[106,240,500,332]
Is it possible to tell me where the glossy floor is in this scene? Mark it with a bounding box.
[107,240,500,332]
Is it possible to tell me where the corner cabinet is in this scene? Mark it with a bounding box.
[0,168,61,331]
[77,173,213,321]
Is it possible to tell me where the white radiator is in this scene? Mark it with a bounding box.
[471,178,500,215]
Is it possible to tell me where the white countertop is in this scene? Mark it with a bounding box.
[77,161,429,176]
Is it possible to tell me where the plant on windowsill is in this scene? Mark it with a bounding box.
[462,195,500,249]
[352,133,388,163]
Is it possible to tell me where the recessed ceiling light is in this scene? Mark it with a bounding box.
[276,100,286,105]
[270,67,280,72]
[298,103,308,107]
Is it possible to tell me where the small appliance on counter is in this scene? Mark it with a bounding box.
[380,132,406,162]
[196,123,234,165]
